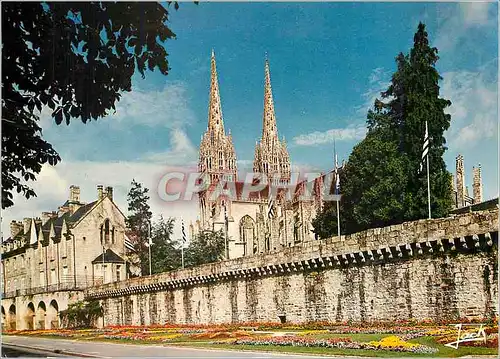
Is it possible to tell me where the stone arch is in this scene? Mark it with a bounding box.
[239,215,256,256]
[48,300,59,329]
[36,301,46,329]
[25,302,35,330]
[1,306,5,331]
[8,304,16,330]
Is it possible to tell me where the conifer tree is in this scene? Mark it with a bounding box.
[313,22,453,237]
[126,179,153,275]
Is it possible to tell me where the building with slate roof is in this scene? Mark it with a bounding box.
[1,185,133,330]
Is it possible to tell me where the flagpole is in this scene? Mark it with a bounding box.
[181,219,185,269]
[426,143,431,219]
[224,206,229,260]
[148,220,152,276]
[334,139,341,237]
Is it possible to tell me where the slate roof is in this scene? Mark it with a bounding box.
[3,200,98,243]
[199,167,343,203]
[92,249,126,264]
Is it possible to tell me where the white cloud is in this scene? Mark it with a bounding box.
[139,128,198,165]
[435,2,496,53]
[441,63,497,149]
[356,67,392,116]
[108,82,196,129]
[292,125,367,147]
[460,2,491,26]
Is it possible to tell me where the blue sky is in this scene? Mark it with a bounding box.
[3,2,498,239]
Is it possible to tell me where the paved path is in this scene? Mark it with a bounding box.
[2,336,352,358]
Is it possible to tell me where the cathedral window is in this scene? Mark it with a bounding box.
[240,216,255,257]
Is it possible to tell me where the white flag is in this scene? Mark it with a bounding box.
[267,198,275,219]
[419,121,429,173]
[181,220,187,243]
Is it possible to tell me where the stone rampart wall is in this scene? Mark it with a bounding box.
[86,210,498,325]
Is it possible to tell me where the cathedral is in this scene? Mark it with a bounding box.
[191,51,486,260]
[192,51,336,259]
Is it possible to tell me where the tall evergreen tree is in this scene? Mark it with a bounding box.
[313,22,453,237]
[126,179,152,275]
[374,22,453,220]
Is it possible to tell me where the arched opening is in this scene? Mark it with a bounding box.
[36,301,46,330]
[8,304,16,330]
[1,306,6,331]
[48,300,59,329]
[239,215,256,256]
[25,302,35,330]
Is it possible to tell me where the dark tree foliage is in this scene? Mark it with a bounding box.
[59,300,103,329]
[126,179,152,275]
[184,230,225,268]
[150,215,182,274]
[2,2,178,208]
[313,23,453,237]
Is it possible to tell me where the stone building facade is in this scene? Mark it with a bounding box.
[193,52,339,259]
[1,185,133,330]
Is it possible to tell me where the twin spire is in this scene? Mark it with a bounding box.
[203,50,290,184]
[206,50,280,144]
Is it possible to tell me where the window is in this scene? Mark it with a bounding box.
[116,265,121,282]
[50,243,55,261]
[62,266,68,282]
[103,265,108,283]
[101,219,110,243]
[50,269,57,285]
[111,227,115,244]
[61,237,67,258]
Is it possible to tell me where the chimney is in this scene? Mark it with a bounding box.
[69,185,82,214]
[10,221,23,238]
[456,155,465,208]
[473,164,483,204]
[23,218,31,234]
[41,212,51,225]
[97,185,104,200]
[69,185,80,203]
[105,186,113,201]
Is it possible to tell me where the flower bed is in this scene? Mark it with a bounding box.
[221,335,438,354]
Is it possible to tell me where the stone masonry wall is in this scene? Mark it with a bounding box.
[87,209,499,325]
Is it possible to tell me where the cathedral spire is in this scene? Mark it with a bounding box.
[253,55,291,184]
[262,56,278,142]
[207,49,225,135]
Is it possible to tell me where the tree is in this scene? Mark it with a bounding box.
[126,179,152,275]
[59,300,103,329]
[184,230,225,268]
[313,22,453,237]
[150,215,182,274]
[2,2,178,208]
